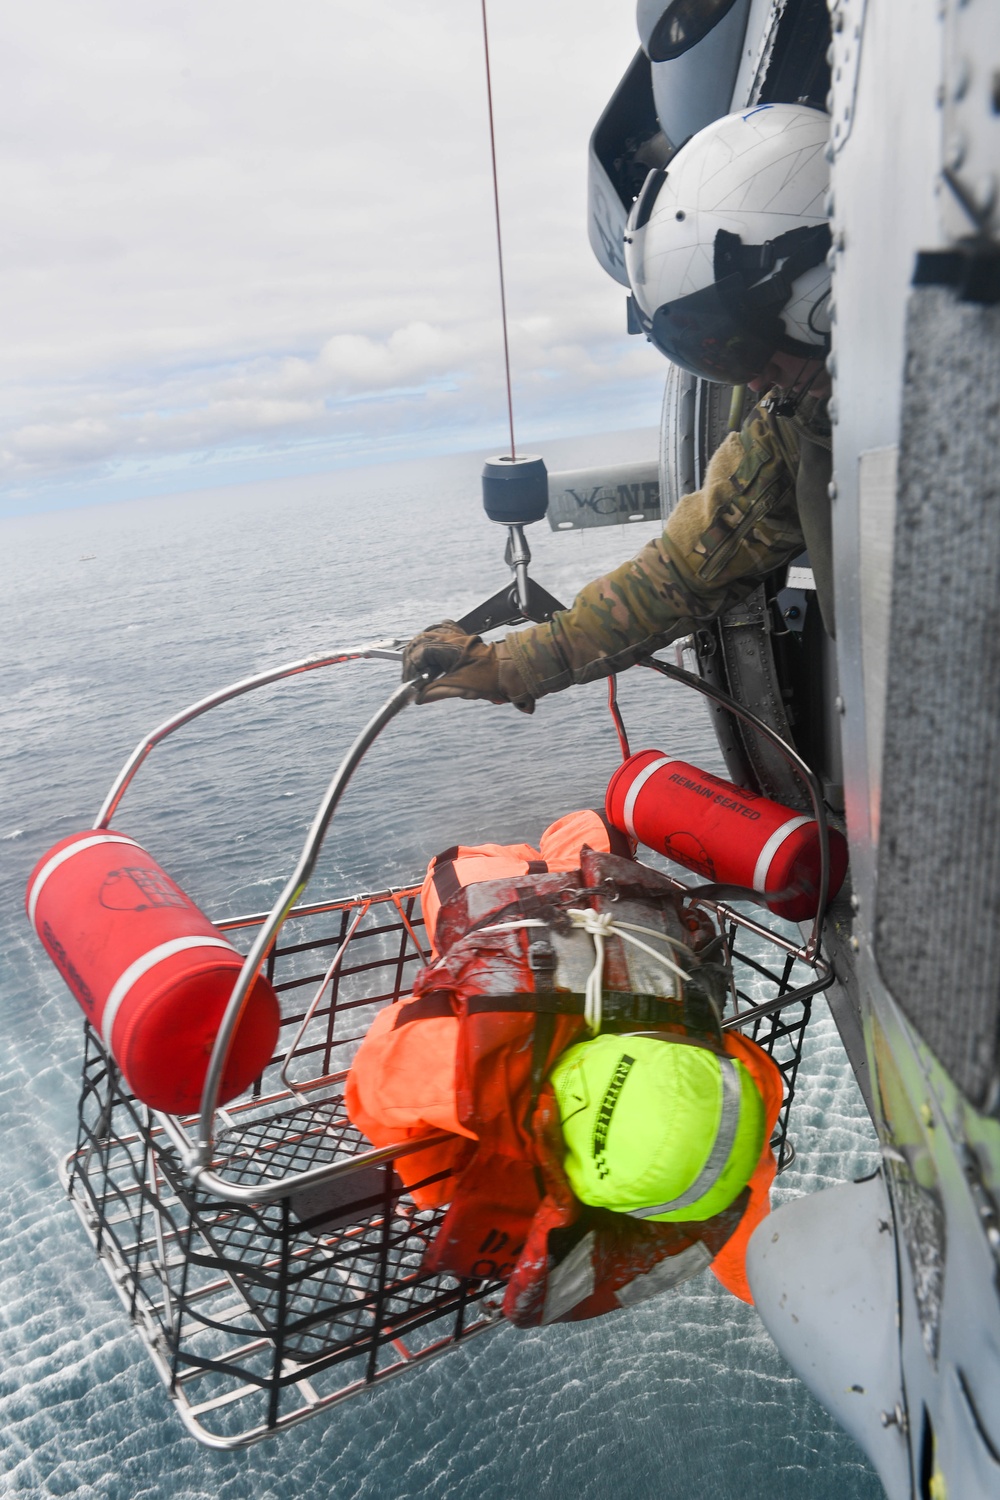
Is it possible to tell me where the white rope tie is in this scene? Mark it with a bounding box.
[565,909,614,1033]
[565,910,691,1036]
[477,920,548,934]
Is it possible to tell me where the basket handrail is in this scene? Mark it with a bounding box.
[151,1113,453,1207]
[193,675,423,1161]
[93,642,404,831]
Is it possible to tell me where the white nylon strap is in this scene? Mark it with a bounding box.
[621,756,675,839]
[28,834,140,930]
[751,815,812,894]
[101,935,235,1052]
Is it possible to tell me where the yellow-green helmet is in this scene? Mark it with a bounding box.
[548,1032,765,1221]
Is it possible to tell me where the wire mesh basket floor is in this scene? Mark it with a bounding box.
[62,876,829,1447]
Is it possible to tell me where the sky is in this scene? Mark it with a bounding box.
[0,0,668,517]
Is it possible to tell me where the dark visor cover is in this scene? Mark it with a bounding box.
[647,278,779,384]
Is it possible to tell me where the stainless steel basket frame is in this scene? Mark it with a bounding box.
[59,641,837,1445]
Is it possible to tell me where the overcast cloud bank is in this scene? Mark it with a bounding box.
[2,0,666,516]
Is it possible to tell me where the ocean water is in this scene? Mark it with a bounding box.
[1,442,882,1498]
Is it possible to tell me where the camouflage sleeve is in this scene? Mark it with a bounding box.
[505,400,806,698]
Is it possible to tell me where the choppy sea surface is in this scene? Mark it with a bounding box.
[2,439,882,1498]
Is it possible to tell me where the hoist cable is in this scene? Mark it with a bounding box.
[480,0,517,461]
[607,675,631,762]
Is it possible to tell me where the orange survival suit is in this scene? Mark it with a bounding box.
[346,811,783,1325]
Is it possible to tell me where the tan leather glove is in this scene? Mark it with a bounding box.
[401,620,535,713]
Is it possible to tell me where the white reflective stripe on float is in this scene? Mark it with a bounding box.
[101,935,236,1052]
[28,834,141,930]
[622,756,676,839]
[752,816,812,894]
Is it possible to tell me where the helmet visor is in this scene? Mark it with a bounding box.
[647,278,778,384]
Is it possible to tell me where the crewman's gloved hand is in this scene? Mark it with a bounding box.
[401,620,535,713]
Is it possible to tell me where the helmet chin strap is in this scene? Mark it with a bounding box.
[767,357,825,418]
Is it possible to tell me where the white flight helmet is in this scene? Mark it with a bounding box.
[624,103,832,383]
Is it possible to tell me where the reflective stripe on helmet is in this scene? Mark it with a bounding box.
[626,1054,743,1218]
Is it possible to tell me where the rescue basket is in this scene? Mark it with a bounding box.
[54,642,836,1447]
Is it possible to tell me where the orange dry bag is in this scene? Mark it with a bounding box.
[26,830,280,1114]
[606,751,847,921]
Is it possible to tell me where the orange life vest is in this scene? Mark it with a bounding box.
[345,814,783,1322]
[347,810,628,1209]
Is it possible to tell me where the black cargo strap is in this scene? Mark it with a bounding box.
[430,848,549,912]
[394,988,720,1036]
[428,848,462,909]
[392,989,575,1027]
[528,1011,557,1127]
[526,937,559,1121]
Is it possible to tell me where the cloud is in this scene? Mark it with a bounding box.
[1,313,661,486]
[312,324,469,390]
[0,1,665,512]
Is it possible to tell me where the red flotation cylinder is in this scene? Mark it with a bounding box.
[26,830,280,1114]
[606,752,847,921]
